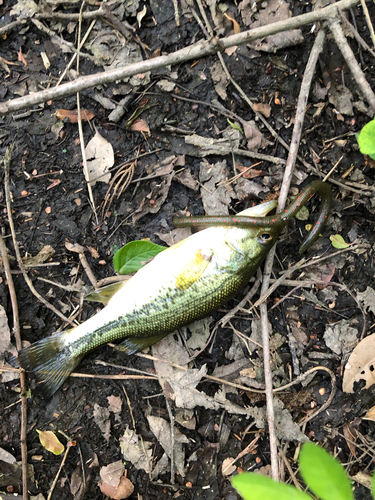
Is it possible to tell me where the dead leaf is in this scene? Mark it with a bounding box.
[17,48,28,66]
[0,305,18,383]
[343,334,375,393]
[99,474,134,500]
[0,447,16,464]
[23,245,55,267]
[107,395,122,415]
[323,320,358,358]
[342,422,358,457]
[175,168,199,191]
[199,159,232,215]
[357,287,375,315]
[55,109,95,123]
[87,246,100,259]
[236,165,264,179]
[147,415,189,477]
[252,102,271,118]
[85,130,113,186]
[129,117,150,135]
[93,403,111,441]
[119,427,153,473]
[132,172,174,222]
[224,12,241,33]
[222,457,236,476]
[243,120,267,151]
[155,228,192,247]
[100,461,125,488]
[247,0,304,52]
[364,406,375,422]
[37,430,64,455]
[210,61,229,100]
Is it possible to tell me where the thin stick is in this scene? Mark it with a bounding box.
[47,441,74,500]
[328,17,375,113]
[76,1,98,223]
[360,0,375,47]
[0,0,360,115]
[3,146,74,326]
[258,29,326,481]
[165,399,176,485]
[0,235,28,500]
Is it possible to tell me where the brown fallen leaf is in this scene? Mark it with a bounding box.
[55,109,95,123]
[252,102,272,118]
[129,117,150,135]
[17,48,28,66]
[363,405,375,422]
[99,474,134,499]
[236,165,264,179]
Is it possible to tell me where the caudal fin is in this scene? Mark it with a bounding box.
[11,331,83,398]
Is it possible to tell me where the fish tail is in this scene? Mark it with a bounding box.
[12,331,84,398]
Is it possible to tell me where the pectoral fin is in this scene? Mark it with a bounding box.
[85,280,130,305]
[116,333,169,354]
[175,249,212,290]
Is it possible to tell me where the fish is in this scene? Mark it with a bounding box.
[13,180,332,397]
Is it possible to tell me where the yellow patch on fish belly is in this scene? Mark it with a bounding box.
[175,249,212,290]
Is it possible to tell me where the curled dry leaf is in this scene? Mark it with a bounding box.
[343,334,375,393]
[55,109,95,123]
[37,430,64,455]
[99,474,134,499]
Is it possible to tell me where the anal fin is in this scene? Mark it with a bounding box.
[115,333,169,355]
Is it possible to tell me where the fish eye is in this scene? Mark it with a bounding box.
[259,233,272,243]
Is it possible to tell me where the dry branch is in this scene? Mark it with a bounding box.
[0,0,360,115]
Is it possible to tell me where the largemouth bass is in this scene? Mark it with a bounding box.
[14,181,332,397]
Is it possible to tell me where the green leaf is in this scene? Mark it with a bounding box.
[227,118,243,134]
[232,473,311,500]
[113,240,166,275]
[330,234,350,249]
[299,442,353,500]
[371,473,375,499]
[357,118,375,160]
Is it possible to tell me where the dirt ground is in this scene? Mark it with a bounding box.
[1,0,375,499]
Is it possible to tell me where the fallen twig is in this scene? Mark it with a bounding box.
[0,234,28,500]
[0,0,360,115]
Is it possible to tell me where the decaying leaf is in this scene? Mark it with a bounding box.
[0,305,18,383]
[252,102,272,118]
[147,415,189,477]
[357,287,375,316]
[132,172,174,222]
[199,159,232,215]
[85,130,113,186]
[37,430,64,455]
[222,457,236,476]
[343,334,375,393]
[0,447,16,464]
[93,403,111,441]
[23,245,55,267]
[246,0,304,52]
[323,320,358,358]
[120,427,153,473]
[99,474,134,500]
[363,406,375,422]
[55,109,95,123]
[107,395,122,417]
[129,118,150,135]
[100,460,125,488]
